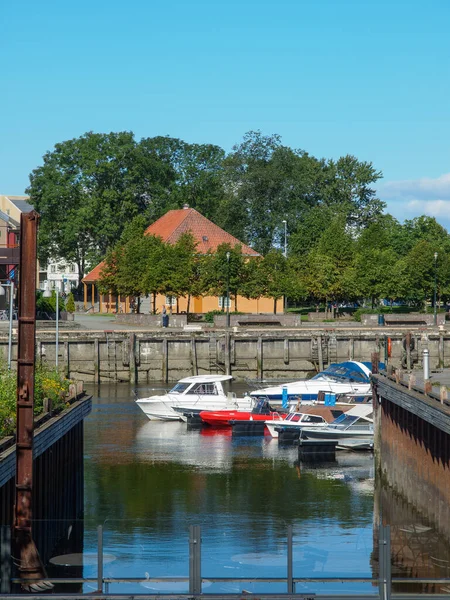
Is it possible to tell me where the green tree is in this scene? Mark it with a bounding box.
[27,131,175,277]
[202,244,245,311]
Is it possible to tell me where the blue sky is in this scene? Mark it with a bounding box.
[2,0,450,227]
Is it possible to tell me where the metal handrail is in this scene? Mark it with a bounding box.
[3,524,450,598]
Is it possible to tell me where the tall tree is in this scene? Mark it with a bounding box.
[27,131,175,278]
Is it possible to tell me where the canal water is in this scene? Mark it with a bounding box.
[77,382,376,595]
[38,382,450,596]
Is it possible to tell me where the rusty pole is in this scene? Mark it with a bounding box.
[13,211,49,590]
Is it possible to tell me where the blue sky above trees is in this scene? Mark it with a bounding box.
[2,0,450,227]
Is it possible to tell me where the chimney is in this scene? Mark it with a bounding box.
[183,203,189,210]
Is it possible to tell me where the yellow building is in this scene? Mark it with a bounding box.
[82,206,278,314]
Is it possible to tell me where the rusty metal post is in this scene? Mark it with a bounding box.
[13,212,50,590]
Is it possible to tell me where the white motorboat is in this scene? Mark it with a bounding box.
[300,405,374,443]
[135,375,253,421]
[265,409,340,438]
[250,361,374,406]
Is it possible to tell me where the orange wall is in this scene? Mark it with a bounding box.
[97,290,281,314]
[155,294,279,314]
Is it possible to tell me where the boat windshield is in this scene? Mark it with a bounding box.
[330,414,361,428]
[169,383,191,394]
[312,362,369,384]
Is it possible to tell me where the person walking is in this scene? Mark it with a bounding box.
[162,305,169,328]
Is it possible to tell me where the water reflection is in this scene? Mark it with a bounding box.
[76,383,450,595]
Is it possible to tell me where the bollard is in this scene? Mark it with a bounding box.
[423,348,430,382]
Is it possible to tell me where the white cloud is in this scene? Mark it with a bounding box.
[378,173,450,228]
[380,173,450,201]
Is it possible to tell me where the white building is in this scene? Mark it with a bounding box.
[41,259,80,293]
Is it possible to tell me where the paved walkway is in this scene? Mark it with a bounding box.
[73,313,145,331]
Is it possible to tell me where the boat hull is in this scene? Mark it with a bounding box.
[200,410,286,428]
[136,395,254,421]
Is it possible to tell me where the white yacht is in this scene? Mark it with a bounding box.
[249,361,373,406]
[135,375,253,421]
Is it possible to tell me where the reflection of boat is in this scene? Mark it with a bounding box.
[135,420,234,470]
[250,361,374,404]
[300,405,373,444]
[135,375,252,421]
[200,398,286,428]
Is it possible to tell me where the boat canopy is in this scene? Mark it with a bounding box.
[311,361,371,384]
[177,375,233,383]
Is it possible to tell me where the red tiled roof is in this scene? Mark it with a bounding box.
[145,208,259,256]
[82,207,258,283]
[82,261,106,283]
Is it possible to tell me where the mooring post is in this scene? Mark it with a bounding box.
[191,336,198,376]
[257,336,263,380]
[94,337,100,384]
[189,525,202,595]
[378,524,391,600]
[162,338,168,383]
[317,335,324,372]
[423,348,430,389]
[405,332,412,371]
[225,332,231,376]
[129,333,136,384]
[0,526,11,593]
[287,524,294,594]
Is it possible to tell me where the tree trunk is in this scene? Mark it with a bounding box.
[137,297,141,314]
[371,295,375,309]
[273,297,277,314]
[176,297,179,314]
[187,294,191,317]
[153,292,156,314]
[234,293,238,312]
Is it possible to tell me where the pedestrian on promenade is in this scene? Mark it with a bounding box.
[162,305,169,328]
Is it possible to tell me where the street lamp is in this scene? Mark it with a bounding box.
[282,220,287,312]
[226,251,231,328]
[43,284,59,369]
[0,280,15,369]
[434,252,438,326]
[282,220,287,258]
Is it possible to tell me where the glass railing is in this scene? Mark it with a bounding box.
[1,519,450,596]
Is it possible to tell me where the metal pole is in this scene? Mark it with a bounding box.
[8,281,14,369]
[282,220,287,312]
[56,289,59,369]
[14,211,49,588]
[379,524,391,600]
[189,524,201,595]
[97,525,103,593]
[434,253,438,326]
[287,524,293,594]
[423,348,430,382]
[1,526,11,593]
[226,252,230,328]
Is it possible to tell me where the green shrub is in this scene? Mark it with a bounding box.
[66,292,75,313]
[36,290,66,314]
[0,364,71,438]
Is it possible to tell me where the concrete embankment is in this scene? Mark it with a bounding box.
[0,326,446,382]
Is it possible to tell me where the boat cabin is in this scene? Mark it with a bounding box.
[168,375,233,397]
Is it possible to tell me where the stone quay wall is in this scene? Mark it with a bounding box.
[0,328,448,383]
